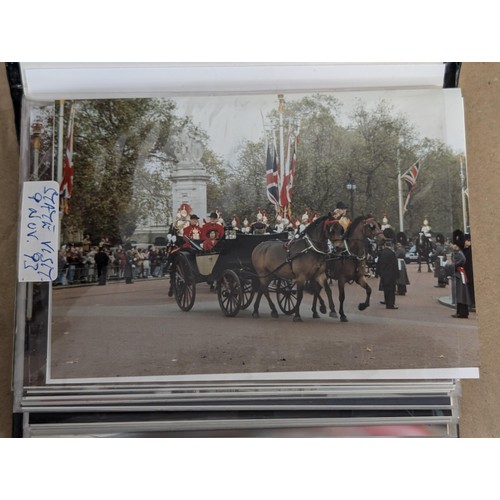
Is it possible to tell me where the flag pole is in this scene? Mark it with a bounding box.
[460,154,468,232]
[56,100,65,185]
[397,148,404,232]
[278,94,285,213]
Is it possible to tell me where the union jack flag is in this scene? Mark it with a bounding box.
[401,161,420,191]
[401,161,420,211]
[266,143,279,206]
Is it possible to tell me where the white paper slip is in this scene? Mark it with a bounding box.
[18,181,60,282]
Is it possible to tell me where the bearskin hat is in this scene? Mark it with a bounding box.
[436,233,445,244]
[396,231,408,246]
[453,229,465,249]
[383,227,395,241]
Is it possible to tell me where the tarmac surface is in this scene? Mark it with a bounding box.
[48,262,479,381]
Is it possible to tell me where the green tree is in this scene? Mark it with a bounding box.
[222,140,270,219]
[62,98,177,243]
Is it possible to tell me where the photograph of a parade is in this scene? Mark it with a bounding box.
[24,88,478,382]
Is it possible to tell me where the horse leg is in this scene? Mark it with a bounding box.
[252,289,263,318]
[310,282,326,318]
[316,275,337,318]
[427,257,433,272]
[338,281,348,322]
[263,286,279,318]
[318,290,327,314]
[293,283,304,322]
[417,256,422,272]
[323,280,338,318]
[252,281,279,319]
[357,276,372,311]
[311,284,321,319]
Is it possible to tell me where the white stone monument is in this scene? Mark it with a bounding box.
[171,131,210,221]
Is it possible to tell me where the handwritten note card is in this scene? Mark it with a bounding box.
[18,181,60,282]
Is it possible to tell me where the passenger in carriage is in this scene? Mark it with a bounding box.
[202,229,220,251]
[201,212,225,240]
[182,214,202,249]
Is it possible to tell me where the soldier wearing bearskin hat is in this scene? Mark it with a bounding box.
[445,229,471,318]
[462,233,475,310]
[433,233,448,288]
[376,229,399,309]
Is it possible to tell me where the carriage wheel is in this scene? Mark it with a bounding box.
[217,270,243,317]
[240,276,255,310]
[276,279,297,316]
[172,253,196,311]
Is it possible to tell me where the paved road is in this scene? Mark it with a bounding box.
[49,264,478,380]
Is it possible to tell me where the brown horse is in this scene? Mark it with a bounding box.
[313,215,385,322]
[251,215,341,322]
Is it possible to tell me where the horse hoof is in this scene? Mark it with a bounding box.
[320,305,327,314]
[293,316,302,322]
[252,311,259,319]
[329,312,338,318]
[340,316,348,322]
[271,311,279,319]
[313,312,320,319]
[358,303,368,311]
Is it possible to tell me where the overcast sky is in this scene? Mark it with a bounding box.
[173,88,466,165]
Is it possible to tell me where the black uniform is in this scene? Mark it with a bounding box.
[462,238,475,309]
[377,244,399,309]
[94,248,110,286]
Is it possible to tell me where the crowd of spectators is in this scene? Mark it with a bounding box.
[53,238,170,286]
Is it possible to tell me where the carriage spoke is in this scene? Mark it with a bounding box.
[217,270,242,317]
[172,254,196,312]
[276,279,298,316]
[240,277,255,310]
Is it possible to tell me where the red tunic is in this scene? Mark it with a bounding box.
[183,224,202,240]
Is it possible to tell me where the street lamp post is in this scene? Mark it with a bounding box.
[346,172,356,217]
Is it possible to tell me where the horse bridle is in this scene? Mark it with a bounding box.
[332,218,382,261]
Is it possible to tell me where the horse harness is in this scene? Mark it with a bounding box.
[326,217,381,278]
[280,232,330,277]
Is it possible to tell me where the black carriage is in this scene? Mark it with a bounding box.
[170,232,293,317]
